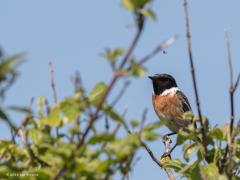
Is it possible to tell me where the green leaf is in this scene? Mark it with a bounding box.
[0,53,25,76]
[176,129,200,145]
[183,143,199,161]
[104,106,130,131]
[0,108,8,120]
[141,131,160,141]
[104,106,125,124]
[208,127,225,140]
[122,0,135,11]
[176,133,188,145]
[140,8,156,20]
[40,143,73,167]
[127,60,146,77]
[37,96,46,116]
[0,108,16,130]
[60,98,80,122]
[130,119,139,128]
[164,159,186,172]
[122,0,150,12]
[142,121,165,132]
[41,105,61,127]
[103,48,124,62]
[190,165,202,180]
[88,133,115,144]
[89,82,107,105]
[28,129,50,144]
[202,163,228,180]
[107,134,140,160]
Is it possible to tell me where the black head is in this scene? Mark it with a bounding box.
[148,74,177,95]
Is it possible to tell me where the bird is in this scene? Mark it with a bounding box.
[149,73,193,153]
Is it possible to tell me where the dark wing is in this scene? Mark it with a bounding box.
[176,90,192,112]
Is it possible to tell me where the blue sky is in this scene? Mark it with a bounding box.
[1,0,240,179]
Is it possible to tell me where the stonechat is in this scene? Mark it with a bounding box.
[149,73,192,134]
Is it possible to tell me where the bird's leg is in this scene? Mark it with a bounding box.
[169,143,178,154]
[163,135,172,154]
[166,132,177,137]
[161,132,177,160]
[161,135,172,162]
[162,132,176,142]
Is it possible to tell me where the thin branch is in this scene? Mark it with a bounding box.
[118,13,145,69]
[221,31,240,176]
[49,61,58,104]
[139,108,148,134]
[138,35,178,66]
[71,71,93,116]
[225,31,234,87]
[233,72,240,91]
[110,80,130,107]
[164,168,175,180]
[137,109,174,180]
[72,71,82,92]
[102,109,128,149]
[183,0,207,152]
[105,114,109,131]
[141,138,174,179]
[140,139,162,167]
[225,31,235,138]
[48,61,61,142]
[49,62,59,138]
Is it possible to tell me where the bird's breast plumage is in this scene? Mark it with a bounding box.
[152,91,191,132]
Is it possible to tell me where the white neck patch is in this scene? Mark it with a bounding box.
[161,87,179,96]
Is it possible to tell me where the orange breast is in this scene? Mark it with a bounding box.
[152,94,183,120]
[152,94,191,132]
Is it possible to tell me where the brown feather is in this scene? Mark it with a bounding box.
[152,93,191,132]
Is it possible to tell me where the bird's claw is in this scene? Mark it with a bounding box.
[162,135,172,144]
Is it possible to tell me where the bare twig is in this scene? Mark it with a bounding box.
[138,35,178,66]
[119,13,145,69]
[71,71,93,116]
[105,114,109,131]
[233,72,240,90]
[183,0,207,152]
[225,31,235,138]
[137,109,174,179]
[110,80,130,107]
[72,71,82,92]
[225,31,234,87]
[49,62,60,138]
[221,31,240,176]
[141,137,174,179]
[49,62,58,104]
[225,31,240,142]
[140,139,162,167]
[139,108,148,134]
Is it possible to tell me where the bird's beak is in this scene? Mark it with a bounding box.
[148,76,154,80]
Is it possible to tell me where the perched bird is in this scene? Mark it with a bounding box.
[149,74,192,135]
